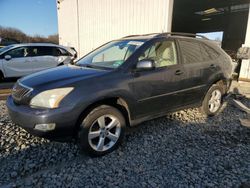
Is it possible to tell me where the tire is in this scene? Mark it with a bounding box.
[0,71,4,82]
[78,105,126,156]
[57,63,64,66]
[201,84,224,116]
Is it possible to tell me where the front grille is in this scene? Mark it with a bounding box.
[12,81,33,102]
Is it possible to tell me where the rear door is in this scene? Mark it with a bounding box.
[199,42,222,82]
[2,47,34,77]
[176,39,210,105]
[31,46,59,73]
[131,39,186,117]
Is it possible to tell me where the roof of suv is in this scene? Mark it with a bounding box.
[122,32,209,41]
[121,32,222,49]
[8,43,66,48]
[0,43,76,56]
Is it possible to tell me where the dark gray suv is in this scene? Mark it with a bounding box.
[7,33,233,156]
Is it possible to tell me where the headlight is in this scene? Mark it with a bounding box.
[30,88,74,109]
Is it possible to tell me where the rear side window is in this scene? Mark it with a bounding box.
[29,47,39,56]
[53,48,70,56]
[203,44,220,60]
[178,40,203,64]
[199,43,212,61]
[36,47,54,56]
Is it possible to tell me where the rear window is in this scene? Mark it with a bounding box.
[178,40,203,64]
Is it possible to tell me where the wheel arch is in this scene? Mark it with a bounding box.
[207,71,231,93]
[201,76,229,105]
[57,62,64,66]
[0,69,4,80]
[74,97,132,135]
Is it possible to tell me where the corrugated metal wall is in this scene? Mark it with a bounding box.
[57,0,173,57]
[57,0,79,52]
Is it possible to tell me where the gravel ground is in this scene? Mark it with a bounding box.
[0,97,250,188]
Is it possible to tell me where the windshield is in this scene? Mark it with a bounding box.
[77,40,145,69]
[0,45,14,54]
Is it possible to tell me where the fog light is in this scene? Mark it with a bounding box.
[34,123,56,131]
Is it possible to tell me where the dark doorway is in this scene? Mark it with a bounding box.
[172,0,249,57]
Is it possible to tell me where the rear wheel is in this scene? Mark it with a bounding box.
[201,84,223,116]
[78,105,125,156]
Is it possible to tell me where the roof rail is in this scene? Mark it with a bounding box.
[157,32,209,40]
[123,34,142,38]
[123,33,158,38]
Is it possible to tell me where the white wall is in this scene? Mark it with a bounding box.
[57,0,174,57]
[57,0,79,50]
[239,4,250,81]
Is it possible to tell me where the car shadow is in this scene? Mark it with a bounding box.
[0,78,17,89]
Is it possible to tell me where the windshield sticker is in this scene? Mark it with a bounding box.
[113,61,124,67]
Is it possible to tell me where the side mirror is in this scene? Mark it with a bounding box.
[237,47,250,60]
[4,55,12,61]
[136,59,155,71]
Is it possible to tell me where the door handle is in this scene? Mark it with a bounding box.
[131,71,140,78]
[210,64,216,69]
[175,70,183,75]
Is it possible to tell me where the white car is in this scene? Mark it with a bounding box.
[0,43,77,80]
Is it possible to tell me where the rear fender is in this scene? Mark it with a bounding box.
[0,61,6,78]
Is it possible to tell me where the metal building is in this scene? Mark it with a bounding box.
[57,0,173,57]
[57,0,250,81]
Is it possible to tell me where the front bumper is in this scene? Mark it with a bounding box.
[6,96,81,141]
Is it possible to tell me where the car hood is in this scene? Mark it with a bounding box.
[20,65,109,88]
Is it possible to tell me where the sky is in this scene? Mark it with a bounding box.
[197,31,224,41]
[0,0,58,37]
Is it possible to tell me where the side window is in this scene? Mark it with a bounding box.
[5,47,31,58]
[203,44,220,59]
[29,47,39,57]
[51,48,70,56]
[138,41,178,68]
[178,40,203,64]
[199,43,211,61]
[36,47,54,56]
[58,48,70,56]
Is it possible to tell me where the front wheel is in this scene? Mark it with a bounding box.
[78,105,125,156]
[0,71,4,82]
[201,84,223,116]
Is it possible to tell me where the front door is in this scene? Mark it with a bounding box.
[3,47,34,77]
[131,39,185,118]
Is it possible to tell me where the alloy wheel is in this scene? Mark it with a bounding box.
[88,115,121,152]
[208,89,222,113]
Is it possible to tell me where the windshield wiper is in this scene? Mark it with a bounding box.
[84,64,96,68]
[80,64,113,70]
[79,64,98,69]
